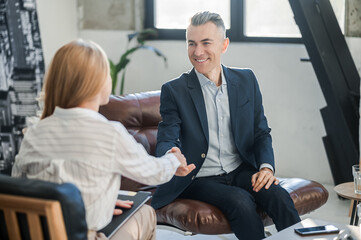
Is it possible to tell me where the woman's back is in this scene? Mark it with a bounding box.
[13,105,182,230]
[12,107,123,229]
[11,40,192,236]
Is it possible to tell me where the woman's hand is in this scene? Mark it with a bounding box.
[170,147,196,176]
[113,199,134,215]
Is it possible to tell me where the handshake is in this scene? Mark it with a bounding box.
[169,147,196,176]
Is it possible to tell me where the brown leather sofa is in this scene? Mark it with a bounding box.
[99,91,329,235]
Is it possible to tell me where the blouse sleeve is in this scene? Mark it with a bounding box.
[110,122,180,186]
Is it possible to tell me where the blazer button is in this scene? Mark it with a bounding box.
[201,153,206,158]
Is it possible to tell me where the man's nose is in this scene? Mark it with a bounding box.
[194,45,204,56]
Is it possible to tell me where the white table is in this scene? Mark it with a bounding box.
[265,218,361,239]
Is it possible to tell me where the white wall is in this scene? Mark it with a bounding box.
[347,38,361,74]
[36,0,78,65]
[36,1,361,185]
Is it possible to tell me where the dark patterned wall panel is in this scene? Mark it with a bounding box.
[0,0,44,174]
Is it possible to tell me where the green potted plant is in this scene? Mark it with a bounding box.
[109,29,167,95]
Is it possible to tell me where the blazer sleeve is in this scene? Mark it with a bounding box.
[155,83,182,157]
[249,70,275,169]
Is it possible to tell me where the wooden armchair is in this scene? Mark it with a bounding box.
[0,194,67,239]
[0,174,88,240]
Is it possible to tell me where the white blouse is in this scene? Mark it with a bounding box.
[12,107,180,230]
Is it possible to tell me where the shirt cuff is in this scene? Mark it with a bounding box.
[164,149,180,168]
[166,152,181,169]
[260,163,274,174]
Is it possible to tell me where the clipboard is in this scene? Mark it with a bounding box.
[99,190,152,238]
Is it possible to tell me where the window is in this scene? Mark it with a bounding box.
[244,0,301,38]
[145,0,301,42]
[145,0,345,43]
[154,0,230,29]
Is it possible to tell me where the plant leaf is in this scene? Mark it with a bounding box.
[128,32,138,42]
[109,59,115,69]
[139,45,168,67]
[116,58,130,72]
[109,28,166,94]
[118,46,140,65]
[137,29,158,44]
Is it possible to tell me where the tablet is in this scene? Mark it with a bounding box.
[99,191,152,238]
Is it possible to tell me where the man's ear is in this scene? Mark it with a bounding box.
[222,37,230,53]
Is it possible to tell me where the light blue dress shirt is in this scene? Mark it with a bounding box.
[195,68,273,178]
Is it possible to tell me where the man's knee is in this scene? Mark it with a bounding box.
[258,184,292,202]
[257,185,299,218]
[222,191,258,218]
[269,185,294,205]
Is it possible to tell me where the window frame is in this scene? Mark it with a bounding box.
[144,0,303,43]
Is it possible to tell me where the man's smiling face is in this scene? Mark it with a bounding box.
[186,21,228,80]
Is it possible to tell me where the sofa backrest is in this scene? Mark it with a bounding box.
[99,90,161,156]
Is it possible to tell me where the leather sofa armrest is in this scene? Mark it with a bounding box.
[120,177,148,192]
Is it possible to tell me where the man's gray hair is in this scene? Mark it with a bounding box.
[190,11,226,38]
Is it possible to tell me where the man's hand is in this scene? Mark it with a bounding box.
[251,168,279,192]
[113,200,134,215]
[170,147,196,176]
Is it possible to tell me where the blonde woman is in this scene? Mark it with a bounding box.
[12,39,195,240]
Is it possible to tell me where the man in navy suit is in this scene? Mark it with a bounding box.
[151,11,300,239]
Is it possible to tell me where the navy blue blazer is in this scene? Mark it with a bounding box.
[151,65,274,209]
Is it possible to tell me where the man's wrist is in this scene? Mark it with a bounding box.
[260,163,274,174]
[261,167,273,173]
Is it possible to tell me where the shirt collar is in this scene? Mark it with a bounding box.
[53,106,108,121]
[195,67,227,88]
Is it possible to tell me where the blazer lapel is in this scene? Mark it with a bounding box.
[187,69,209,143]
[223,65,238,134]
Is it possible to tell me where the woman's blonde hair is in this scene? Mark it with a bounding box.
[41,39,109,119]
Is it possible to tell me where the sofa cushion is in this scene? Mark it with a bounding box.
[156,178,328,234]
